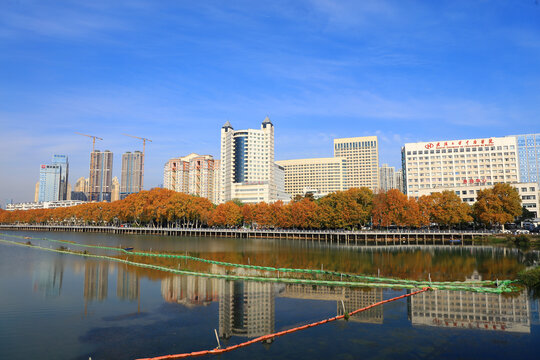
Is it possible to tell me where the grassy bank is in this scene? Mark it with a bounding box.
[474,234,540,249]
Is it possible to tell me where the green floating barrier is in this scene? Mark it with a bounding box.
[0,237,520,294]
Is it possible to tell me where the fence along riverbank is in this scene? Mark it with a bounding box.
[0,224,491,246]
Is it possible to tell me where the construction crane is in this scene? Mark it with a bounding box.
[122,134,152,189]
[75,132,103,152]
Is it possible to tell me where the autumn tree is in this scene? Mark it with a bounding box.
[372,189,409,227]
[473,183,522,227]
[318,188,373,229]
[425,191,472,227]
[209,201,243,227]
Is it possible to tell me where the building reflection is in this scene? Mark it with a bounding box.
[33,259,64,297]
[218,281,275,339]
[156,271,534,338]
[408,289,531,333]
[161,276,219,306]
[117,264,140,301]
[84,261,109,301]
[280,284,383,324]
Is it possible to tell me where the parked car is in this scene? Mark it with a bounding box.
[514,229,530,235]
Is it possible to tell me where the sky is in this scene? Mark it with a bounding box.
[1,0,540,205]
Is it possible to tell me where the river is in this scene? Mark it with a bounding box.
[0,230,539,360]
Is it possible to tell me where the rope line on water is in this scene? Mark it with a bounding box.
[0,233,514,290]
[0,237,519,293]
[135,287,431,360]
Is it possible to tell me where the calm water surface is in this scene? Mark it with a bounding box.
[1,230,539,360]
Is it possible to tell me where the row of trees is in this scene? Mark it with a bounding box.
[0,183,524,229]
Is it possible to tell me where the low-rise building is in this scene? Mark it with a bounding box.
[417,182,539,217]
[6,200,87,211]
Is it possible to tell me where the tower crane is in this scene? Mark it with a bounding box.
[75,132,103,152]
[122,134,152,189]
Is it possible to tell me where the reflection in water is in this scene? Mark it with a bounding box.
[161,276,219,306]
[280,284,383,324]
[408,287,530,333]
[117,265,140,301]
[84,261,109,301]
[32,259,64,297]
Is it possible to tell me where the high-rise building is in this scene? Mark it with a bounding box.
[220,118,287,204]
[395,169,404,193]
[121,151,143,199]
[89,150,113,202]
[72,177,89,201]
[38,164,61,202]
[401,136,519,197]
[37,154,69,202]
[163,153,219,202]
[34,181,39,202]
[379,164,396,192]
[52,154,69,200]
[334,136,379,191]
[515,134,540,187]
[111,177,120,201]
[275,157,346,197]
[75,177,89,193]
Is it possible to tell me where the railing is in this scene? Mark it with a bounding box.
[0,223,493,236]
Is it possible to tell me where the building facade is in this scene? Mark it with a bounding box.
[52,154,69,200]
[38,164,61,202]
[111,176,120,201]
[395,169,404,193]
[275,157,346,197]
[334,136,379,191]
[6,200,86,211]
[34,181,39,202]
[220,118,287,204]
[379,164,396,192]
[515,134,540,187]
[402,136,519,197]
[89,150,113,202]
[121,151,143,199]
[163,153,219,202]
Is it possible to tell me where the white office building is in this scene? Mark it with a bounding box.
[402,136,519,197]
[220,118,288,204]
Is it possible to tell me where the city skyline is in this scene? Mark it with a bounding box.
[1,1,540,204]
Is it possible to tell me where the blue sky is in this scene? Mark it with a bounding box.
[1,0,539,204]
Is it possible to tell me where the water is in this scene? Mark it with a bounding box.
[0,230,539,360]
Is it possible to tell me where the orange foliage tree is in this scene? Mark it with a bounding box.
[473,183,522,226]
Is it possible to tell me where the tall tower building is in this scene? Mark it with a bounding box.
[163,153,219,202]
[379,164,396,192]
[111,177,120,201]
[75,177,89,193]
[38,164,61,202]
[220,117,284,204]
[34,181,40,202]
[52,154,69,200]
[89,150,113,202]
[334,136,379,191]
[515,134,540,186]
[395,169,404,193]
[121,151,143,199]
